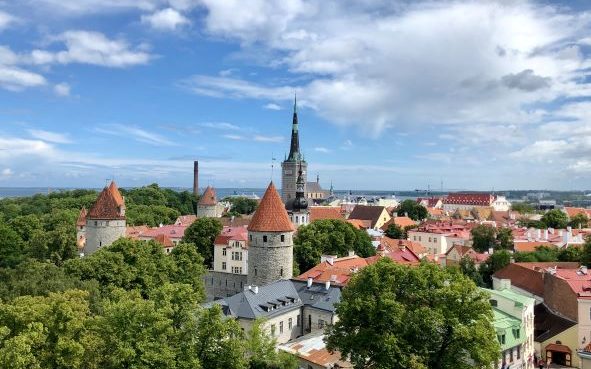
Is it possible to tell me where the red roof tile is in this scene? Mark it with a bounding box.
[76,207,87,226]
[214,226,248,245]
[140,225,187,239]
[513,241,556,253]
[310,206,344,222]
[295,255,369,286]
[443,193,494,206]
[175,215,197,226]
[493,262,579,297]
[379,216,416,231]
[248,182,295,232]
[154,234,174,247]
[198,186,217,206]
[87,183,125,220]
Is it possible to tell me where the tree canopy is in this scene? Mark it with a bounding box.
[396,200,428,221]
[326,259,500,369]
[294,219,375,273]
[224,197,258,216]
[181,217,223,267]
[470,225,513,252]
[540,209,569,229]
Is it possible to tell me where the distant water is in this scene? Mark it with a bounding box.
[0,187,418,200]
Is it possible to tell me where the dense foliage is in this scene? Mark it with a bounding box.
[181,217,223,267]
[224,197,258,216]
[396,199,428,221]
[470,225,513,252]
[294,219,375,273]
[326,259,500,369]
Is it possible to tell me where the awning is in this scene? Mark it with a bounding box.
[546,343,572,354]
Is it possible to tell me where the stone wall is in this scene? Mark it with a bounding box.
[247,231,293,286]
[204,270,248,301]
[84,219,126,255]
[544,273,579,321]
[197,204,222,218]
[281,160,307,204]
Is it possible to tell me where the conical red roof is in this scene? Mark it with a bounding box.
[108,181,124,206]
[76,207,87,226]
[88,184,125,220]
[198,186,217,206]
[248,182,295,232]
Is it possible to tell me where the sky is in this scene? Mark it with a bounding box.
[1,0,591,191]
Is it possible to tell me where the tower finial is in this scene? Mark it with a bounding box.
[294,92,297,114]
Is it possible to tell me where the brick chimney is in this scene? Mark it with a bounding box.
[193,160,199,196]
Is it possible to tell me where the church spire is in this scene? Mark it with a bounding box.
[287,93,300,161]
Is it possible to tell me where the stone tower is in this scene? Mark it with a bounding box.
[197,186,222,217]
[287,163,309,228]
[281,95,307,205]
[84,181,126,255]
[247,182,295,286]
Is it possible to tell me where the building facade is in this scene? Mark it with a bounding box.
[287,164,310,228]
[247,182,295,287]
[84,181,126,255]
[282,97,307,205]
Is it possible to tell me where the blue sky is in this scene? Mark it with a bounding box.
[1,0,591,190]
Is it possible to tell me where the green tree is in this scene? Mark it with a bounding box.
[170,242,207,302]
[245,320,298,369]
[459,255,484,286]
[581,236,591,267]
[0,222,25,269]
[294,219,375,273]
[326,259,500,369]
[569,213,589,229]
[541,209,569,229]
[225,197,258,216]
[479,250,511,287]
[496,228,513,250]
[195,305,247,369]
[385,224,404,239]
[511,202,534,214]
[396,200,428,221]
[470,225,496,253]
[0,290,91,369]
[8,214,42,242]
[182,217,223,267]
[558,246,582,262]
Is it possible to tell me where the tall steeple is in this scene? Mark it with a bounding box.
[292,163,308,211]
[287,93,301,161]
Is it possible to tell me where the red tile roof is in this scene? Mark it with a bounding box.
[373,237,421,265]
[310,206,344,222]
[443,193,494,206]
[214,226,248,246]
[154,234,174,247]
[552,268,591,300]
[493,262,580,297]
[379,216,416,231]
[346,219,370,229]
[564,207,591,219]
[140,225,188,240]
[295,255,369,286]
[175,215,197,226]
[248,182,295,233]
[126,225,149,239]
[199,186,217,206]
[76,207,87,226]
[87,183,125,220]
[513,241,556,253]
[417,197,442,207]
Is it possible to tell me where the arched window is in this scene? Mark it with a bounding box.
[280,267,284,276]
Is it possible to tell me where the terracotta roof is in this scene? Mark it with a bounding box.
[427,207,444,217]
[444,193,494,206]
[154,234,174,247]
[513,241,556,253]
[493,262,580,298]
[374,237,421,265]
[199,186,217,206]
[295,255,369,286]
[76,207,87,226]
[108,181,124,207]
[346,219,370,229]
[551,268,591,300]
[87,184,125,220]
[140,225,188,240]
[379,216,416,231]
[310,206,343,222]
[417,197,441,207]
[348,205,389,228]
[219,215,253,227]
[214,226,248,246]
[564,207,591,218]
[446,244,488,263]
[175,215,197,226]
[248,182,295,232]
[545,343,572,354]
[126,225,149,239]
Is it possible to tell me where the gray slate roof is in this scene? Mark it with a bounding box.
[216,279,342,320]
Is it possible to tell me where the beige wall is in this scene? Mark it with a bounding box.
[213,240,248,274]
[302,307,336,335]
[579,299,591,357]
[373,208,391,230]
[538,324,579,368]
[238,308,302,344]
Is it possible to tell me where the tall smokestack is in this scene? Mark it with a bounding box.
[193,161,199,196]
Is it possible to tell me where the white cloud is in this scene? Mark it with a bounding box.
[253,135,283,143]
[28,129,72,144]
[0,11,16,31]
[314,147,331,153]
[200,122,240,130]
[0,65,46,90]
[187,1,591,137]
[28,31,152,68]
[28,0,200,15]
[223,134,245,140]
[263,103,282,110]
[1,168,12,177]
[95,124,175,146]
[141,8,190,31]
[53,82,71,96]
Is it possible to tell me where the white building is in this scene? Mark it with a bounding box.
[212,226,249,275]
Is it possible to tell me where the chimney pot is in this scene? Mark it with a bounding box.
[325,280,330,290]
[253,285,259,294]
[307,277,313,288]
